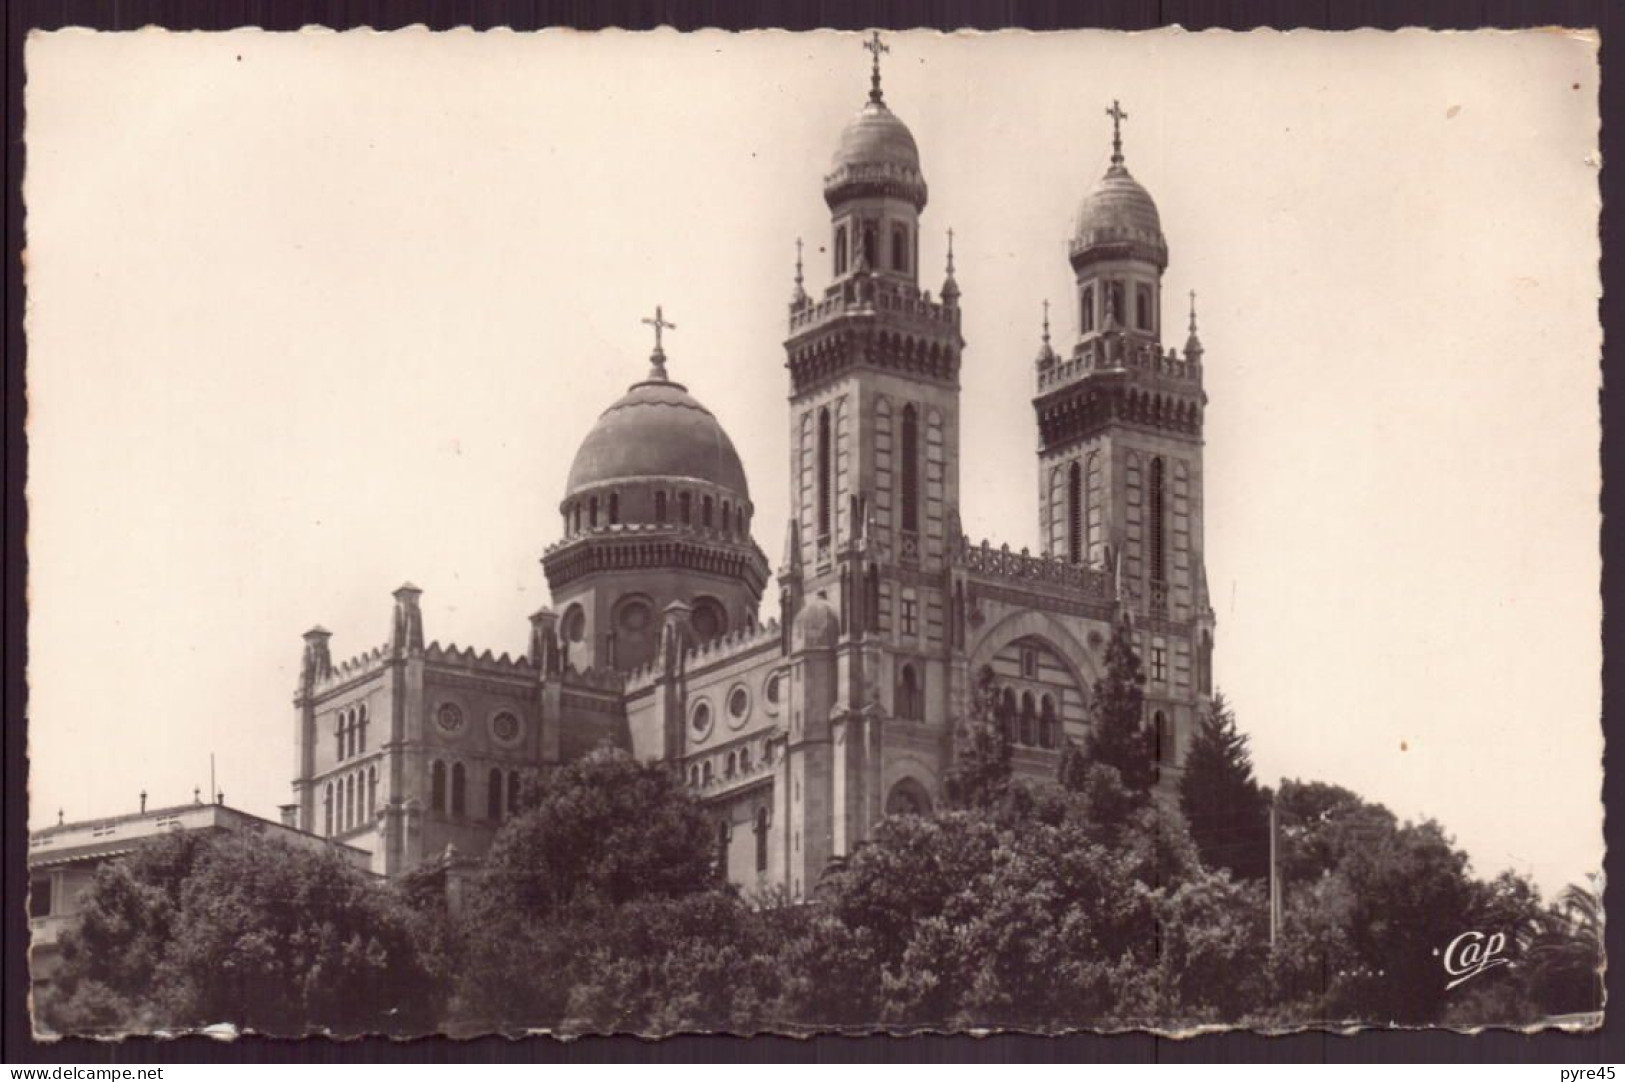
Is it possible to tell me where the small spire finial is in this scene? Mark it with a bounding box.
[863,31,889,105]
[1106,99,1129,166]
[57,808,64,826]
[1042,299,1052,348]
[945,227,956,275]
[641,305,677,380]
[1189,289,1198,335]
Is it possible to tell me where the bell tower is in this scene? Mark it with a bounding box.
[1030,102,1216,775]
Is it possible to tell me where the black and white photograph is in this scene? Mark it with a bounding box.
[18,26,1603,1040]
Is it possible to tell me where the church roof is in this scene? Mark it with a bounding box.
[565,371,750,500]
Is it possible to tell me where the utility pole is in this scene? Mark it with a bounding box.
[1269,790,1282,949]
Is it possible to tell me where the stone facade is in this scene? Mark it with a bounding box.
[289,63,1217,892]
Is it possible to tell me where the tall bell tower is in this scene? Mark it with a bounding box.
[1030,102,1216,775]
[778,35,966,884]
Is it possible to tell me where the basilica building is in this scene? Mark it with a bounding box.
[289,41,1217,898]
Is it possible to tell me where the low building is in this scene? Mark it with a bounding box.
[28,799,370,1010]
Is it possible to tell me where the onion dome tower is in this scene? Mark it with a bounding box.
[543,308,770,673]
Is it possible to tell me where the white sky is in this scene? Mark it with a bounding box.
[25,28,1601,898]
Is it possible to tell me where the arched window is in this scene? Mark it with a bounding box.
[367,766,377,819]
[754,807,770,873]
[1136,284,1152,331]
[900,404,919,533]
[721,500,731,535]
[1106,280,1125,326]
[588,497,598,528]
[1067,460,1084,564]
[487,768,503,820]
[1149,457,1167,583]
[1040,695,1057,749]
[862,224,878,268]
[509,770,521,814]
[572,503,581,533]
[740,745,751,772]
[702,495,714,529]
[897,664,922,721]
[1081,285,1095,333]
[816,408,832,539]
[702,760,713,785]
[607,493,619,525]
[431,760,446,812]
[451,763,466,816]
[735,506,745,535]
[655,490,668,523]
[892,225,909,272]
[679,491,692,525]
[726,752,737,778]
[689,764,700,787]
[834,225,848,275]
[1020,692,1037,746]
[334,717,344,761]
[345,774,355,831]
[1154,710,1172,764]
[324,783,334,836]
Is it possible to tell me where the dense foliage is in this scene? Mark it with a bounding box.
[1178,693,1270,882]
[41,830,441,1036]
[41,716,1600,1035]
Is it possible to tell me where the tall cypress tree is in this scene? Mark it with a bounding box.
[1178,692,1270,881]
[1084,615,1156,793]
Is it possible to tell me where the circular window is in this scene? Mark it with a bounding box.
[618,599,651,633]
[435,702,465,735]
[491,710,522,744]
[691,597,726,642]
[562,604,586,643]
[726,685,750,729]
[690,701,713,740]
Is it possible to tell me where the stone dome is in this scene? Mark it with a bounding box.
[831,101,921,173]
[1072,163,1168,269]
[792,594,840,650]
[824,99,928,210]
[566,372,749,499]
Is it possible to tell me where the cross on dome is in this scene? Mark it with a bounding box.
[864,30,890,104]
[642,305,677,380]
[1106,99,1129,165]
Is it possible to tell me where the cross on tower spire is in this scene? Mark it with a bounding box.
[1106,99,1129,166]
[641,305,677,380]
[864,31,889,105]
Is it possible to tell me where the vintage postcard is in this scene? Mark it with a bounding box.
[22,27,1602,1038]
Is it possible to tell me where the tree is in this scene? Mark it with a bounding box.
[943,666,1013,810]
[1178,692,1270,881]
[1085,615,1156,794]
[42,830,439,1036]
[1526,879,1604,1016]
[452,746,727,1031]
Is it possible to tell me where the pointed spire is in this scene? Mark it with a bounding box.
[791,237,807,306]
[941,227,960,302]
[1185,288,1204,358]
[1106,99,1129,167]
[863,31,889,105]
[641,304,677,381]
[1042,298,1052,349]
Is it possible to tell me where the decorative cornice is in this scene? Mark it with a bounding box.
[542,532,770,597]
[1034,380,1203,452]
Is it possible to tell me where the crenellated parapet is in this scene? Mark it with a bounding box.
[309,643,390,696]
[1036,336,1203,396]
[683,618,781,673]
[422,641,538,676]
[954,537,1117,601]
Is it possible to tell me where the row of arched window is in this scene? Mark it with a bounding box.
[833,221,911,277]
[334,703,369,762]
[991,688,1060,749]
[429,760,522,821]
[323,766,377,837]
[815,400,920,541]
[563,489,749,538]
[1079,279,1155,335]
[687,740,771,789]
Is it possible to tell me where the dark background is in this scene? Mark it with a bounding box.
[4,0,1617,1064]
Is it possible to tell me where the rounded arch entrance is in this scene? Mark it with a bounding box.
[885,776,934,818]
[967,609,1100,748]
